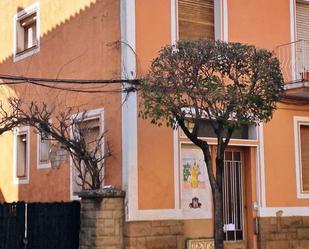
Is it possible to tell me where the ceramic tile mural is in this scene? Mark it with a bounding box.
[181,144,212,218]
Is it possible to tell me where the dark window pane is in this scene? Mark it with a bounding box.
[225,152,232,161]
[196,120,249,139]
[234,152,241,161]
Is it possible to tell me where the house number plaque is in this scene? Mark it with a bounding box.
[186,239,214,249]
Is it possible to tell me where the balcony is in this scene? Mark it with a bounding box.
[277,40,309,103]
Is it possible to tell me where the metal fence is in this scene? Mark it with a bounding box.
[0,201,80,249]
[0,202,25,249]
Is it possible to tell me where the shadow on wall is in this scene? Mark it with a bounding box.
[0,0,122,202]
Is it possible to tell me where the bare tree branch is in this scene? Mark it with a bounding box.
[0,98,111,190]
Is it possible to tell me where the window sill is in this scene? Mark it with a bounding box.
[37,162,51,169]
[297,191,309,199]
[13,177,29,185]
[13,45,40,62]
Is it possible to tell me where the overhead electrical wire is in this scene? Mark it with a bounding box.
[0,74,140,94]
[28,81,131,94]
[0,74,140,85]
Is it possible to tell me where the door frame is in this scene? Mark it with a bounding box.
[223,147,247,248]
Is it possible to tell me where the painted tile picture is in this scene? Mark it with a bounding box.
[181,144,212,218]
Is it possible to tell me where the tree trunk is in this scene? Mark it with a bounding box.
[214,140,225,249]
[213,187,224,249]
[177,117,227,249]
[204,148,225,249]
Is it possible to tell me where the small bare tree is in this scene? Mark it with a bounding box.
[0,98,111,190]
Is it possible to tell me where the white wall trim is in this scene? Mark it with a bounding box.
[13,2,40,62]
[13,126,30,185]
[214,0,228,41]
[293,116,309,199]
[120,0,138,221]
[130,208,213,221]
[222,0,228,42]
[214,0,222,40]
[258,124,267,208]
[290,0,297,81]
[171,0,178,44]
[290,0,296,42]
[130,209,182,221]
[173,128,180,211]
[260,207,309,217]
[179,138,258,147]
[69,108,104,200]
[172,0,181,214]
[255,143,262,212]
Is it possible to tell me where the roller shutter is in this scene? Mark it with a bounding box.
[178,0,214,40]
[300,125,309,191]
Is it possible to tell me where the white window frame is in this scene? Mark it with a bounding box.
[37,131,51,169]
[70,108,104,200]
[13,126,30,185]
[294,116,309,198]
[13,2,40,62]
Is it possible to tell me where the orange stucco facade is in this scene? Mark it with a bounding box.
[136,0,175,210]
[0,0,122,201]
[1,1,309,248]
[228,0,309,208]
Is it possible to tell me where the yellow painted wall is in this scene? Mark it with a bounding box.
[0,87,19,201]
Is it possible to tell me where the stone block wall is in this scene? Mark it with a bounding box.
[79,189,125,249]
[124,220,184,249]
[259,217,309,249]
